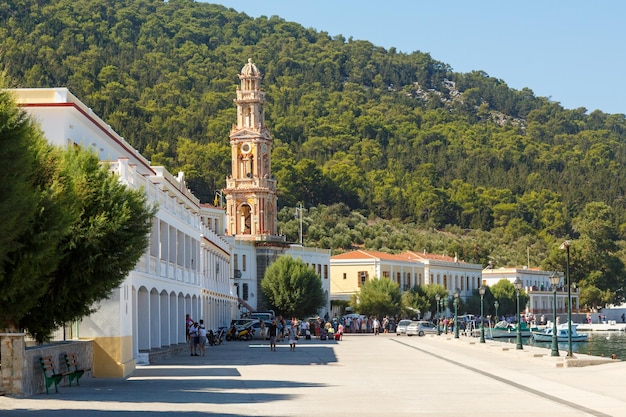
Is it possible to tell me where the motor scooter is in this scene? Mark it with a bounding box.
[226,324,254,341]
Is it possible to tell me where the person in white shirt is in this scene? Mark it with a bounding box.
[189,322,199,356]
[287,326,297,351]
[198,320,207,357]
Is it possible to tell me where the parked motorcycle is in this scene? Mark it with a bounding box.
[208,327,226,345]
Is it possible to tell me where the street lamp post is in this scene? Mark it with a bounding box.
[549,273,561,357]
[453,289,460,339]
[514,278,523,350]
[560,240,574,358]
[435,294,441,335]
[479,285,486,343]
[441,298,447,333]
[494,300,499,323]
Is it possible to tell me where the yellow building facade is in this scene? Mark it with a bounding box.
[331,249,483,303]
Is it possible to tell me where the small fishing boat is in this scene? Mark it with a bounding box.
[532,323,588,342]
[485,321,534,339]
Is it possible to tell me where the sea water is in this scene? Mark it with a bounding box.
[515,331,626,360]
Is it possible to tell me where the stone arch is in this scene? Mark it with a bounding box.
[169,291,178,344]
[150,288,160,349]
[159,289,169,347]
[239,203,252,234]
[137,286,150,351]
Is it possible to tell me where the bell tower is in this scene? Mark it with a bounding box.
[224,59,278,239]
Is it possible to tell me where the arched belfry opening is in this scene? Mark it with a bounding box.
[240,204,252,235]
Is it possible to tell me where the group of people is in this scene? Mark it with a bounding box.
[333,315,392,335]
[186,314,207,357]
[264,316,298,352]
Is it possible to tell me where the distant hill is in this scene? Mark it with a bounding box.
[2,0,626,249]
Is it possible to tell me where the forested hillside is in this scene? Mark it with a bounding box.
[2,0,626,305]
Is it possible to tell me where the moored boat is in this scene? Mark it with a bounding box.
[532,323,588,342]
[485,321,534,339]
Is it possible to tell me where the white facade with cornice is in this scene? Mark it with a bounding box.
[11,88,237,377]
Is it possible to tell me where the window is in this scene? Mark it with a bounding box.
[383,271,390,278]
[243,283,249,300]
[324,265,328,279]
[358,271,368,287]
[343,273,347,280]
[242,254,246,271]
[397,272,401,284]
[233,254,238,270]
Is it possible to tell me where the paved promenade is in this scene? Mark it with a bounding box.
[2,333,626,416]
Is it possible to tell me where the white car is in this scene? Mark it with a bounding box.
[406,320,437,336]
[396,319,412,336]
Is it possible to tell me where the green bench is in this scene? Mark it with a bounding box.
[64,352,90,387]
[39,353,91,394]
[39,356,68,394]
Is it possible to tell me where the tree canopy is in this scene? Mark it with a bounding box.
[0,89,156,341]
[260,255,325,318]
[351,278,401,318]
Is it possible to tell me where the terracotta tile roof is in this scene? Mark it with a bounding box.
[331,249,407,261]
[403,251,459,262]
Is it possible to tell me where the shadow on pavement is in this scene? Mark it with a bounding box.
[5,410,275,416]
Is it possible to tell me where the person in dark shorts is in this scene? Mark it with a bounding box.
[268,319,278,352]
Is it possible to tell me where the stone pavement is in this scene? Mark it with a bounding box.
[2,332,626,416]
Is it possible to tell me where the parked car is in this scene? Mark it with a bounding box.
[245,320,263,340]
[249,311,275,322]
[406,320,437,336]
[396,319,412,336]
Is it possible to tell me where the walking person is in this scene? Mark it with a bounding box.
[287,325,297,351]
[268,319,278,352]
[189,322,199,356]
[260,319,266,340]
[185,314,194,343]
[373,317,380,335]
[198,320,207,357]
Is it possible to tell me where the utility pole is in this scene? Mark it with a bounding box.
[295,203,303,245]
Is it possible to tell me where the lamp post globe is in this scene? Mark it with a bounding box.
[435,294,441,335]
[514,278,523,350]
[559,240,574,358]
[549,273,561,357]
[453,289,460,339]
[479,285,486,343]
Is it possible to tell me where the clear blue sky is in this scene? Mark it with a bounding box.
[208,1,626,115]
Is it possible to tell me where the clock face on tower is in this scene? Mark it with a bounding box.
[261,144,267,153]
[241,143,251,154]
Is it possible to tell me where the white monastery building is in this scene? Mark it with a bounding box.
[11,87,237,377]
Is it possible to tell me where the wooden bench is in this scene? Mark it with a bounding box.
[64,352,90,387]
[39,356,68,394]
